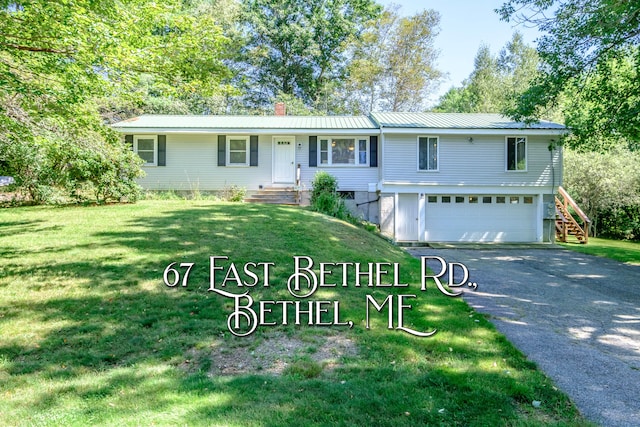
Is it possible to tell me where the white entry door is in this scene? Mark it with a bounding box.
[273,136,296,183]
[396,193,419,241]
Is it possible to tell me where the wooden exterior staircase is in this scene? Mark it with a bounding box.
[555,186,591,244]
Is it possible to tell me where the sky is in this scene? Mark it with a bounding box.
[377,0,543,105]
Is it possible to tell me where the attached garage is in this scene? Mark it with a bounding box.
[425,194,538,242]
[394,193,540,243]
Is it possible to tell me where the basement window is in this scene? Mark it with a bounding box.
[339,191,355,200]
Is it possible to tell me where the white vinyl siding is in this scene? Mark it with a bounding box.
[136,134,271,190]
[383,134,560,188]
[134,135,157,166]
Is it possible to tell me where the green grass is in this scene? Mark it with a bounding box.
[560,237,640,265]
[0,200,589,426]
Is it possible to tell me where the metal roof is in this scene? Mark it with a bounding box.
[111,115,379,130]
[370,112,565,130]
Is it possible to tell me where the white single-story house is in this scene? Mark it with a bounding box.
[112,112,566,243]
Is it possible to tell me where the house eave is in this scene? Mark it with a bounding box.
[112,127,381,136]
[379,128,567,136]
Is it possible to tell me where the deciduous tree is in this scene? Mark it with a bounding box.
[346,6,442,113]
[238,0,380,110]
[497,0,640,148]
[434,32,539,113]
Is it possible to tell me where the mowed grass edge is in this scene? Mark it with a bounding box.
[0,200,590,426]
[560,237,640,265]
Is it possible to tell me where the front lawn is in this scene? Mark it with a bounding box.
[0,200,588,426]
[559,237,640,265]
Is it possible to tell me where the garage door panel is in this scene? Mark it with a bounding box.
[424,195,537,242]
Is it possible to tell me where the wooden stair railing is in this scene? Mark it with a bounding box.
[555,186,591,244]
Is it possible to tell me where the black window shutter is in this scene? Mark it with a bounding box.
[125,135,133,150]
[250,135,259,166]
[157,135,166,166]
[309,136,317,167]
[217,135,226,166]
[370,136,378,167]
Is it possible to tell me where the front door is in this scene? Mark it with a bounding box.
[273,136,296,184]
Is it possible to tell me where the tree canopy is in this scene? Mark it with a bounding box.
[434,32,539,114]
[0,0,232,202]
[347,6,442,113]
[238,0,381,110]
[497,0,640,150]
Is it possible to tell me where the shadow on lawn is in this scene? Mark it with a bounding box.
[0,204,583,425]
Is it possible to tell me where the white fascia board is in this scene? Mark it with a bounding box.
[379,183,556,194]
[113,128,381,136]
[380,128,566,136]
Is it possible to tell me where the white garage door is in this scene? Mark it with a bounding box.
[424,195,538,242]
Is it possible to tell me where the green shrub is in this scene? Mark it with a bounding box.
[0,116,143,205]
[310,171,350,220]
[310,170,338,205]
[221,184,246,202]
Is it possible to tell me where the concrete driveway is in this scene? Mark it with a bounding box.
[407,246,640,427]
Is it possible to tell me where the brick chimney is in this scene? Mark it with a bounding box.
[275,102,286,116]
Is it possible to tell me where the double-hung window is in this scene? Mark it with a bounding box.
[506,137,527,171]
[228,136,249,166]
[319,137,368,166]
[134,135,157,166]
[418,136,438,171]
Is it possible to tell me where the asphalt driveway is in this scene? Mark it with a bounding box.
[407,246,640,427]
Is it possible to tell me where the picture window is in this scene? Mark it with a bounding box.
[319,137,368,166]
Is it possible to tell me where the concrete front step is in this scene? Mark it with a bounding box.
[245,187,299,205]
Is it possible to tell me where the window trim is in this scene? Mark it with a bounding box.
[506,136,527,172]
[134,135,157,166]
[318,136,369,167]
[417,136,439,172]
[227,136,250,167]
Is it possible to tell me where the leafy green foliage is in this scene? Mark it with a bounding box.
[497,0,640,148]
[347,6,442,113]
[220,184,247,202]
[238,0,381,110]
[310,171,350,220]
[0,0,232,203]
[563,148,640,239]
[434,33,539,114]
